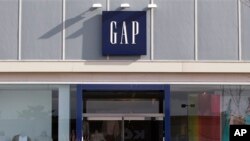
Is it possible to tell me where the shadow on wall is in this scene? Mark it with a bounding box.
[40,7,142,61]
[242,0,250,7]
[17,105,51,120]
[40,8,97,39]
[40,8,106,60]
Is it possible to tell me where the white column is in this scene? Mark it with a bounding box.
[59,85,70,141]
[150,0,154,60]
[18,0,22,60]
[238,0,242,61]
[194,0,198,61]
[62,0,66,60]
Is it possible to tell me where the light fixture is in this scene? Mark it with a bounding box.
[120,3,130,8]
[92,3,102,8]
[148,3,157,8]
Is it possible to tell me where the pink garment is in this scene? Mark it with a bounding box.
[211,95,220,115]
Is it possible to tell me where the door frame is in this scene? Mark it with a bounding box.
[76,84,170,141]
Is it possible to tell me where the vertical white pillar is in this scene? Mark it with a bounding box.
[18,0,22,60]
[107,0,110,11]
[59,85,70,141]
[150,0,154,60]
[62,0,66,60]
[238,0,242,61]
[194,0,198,61]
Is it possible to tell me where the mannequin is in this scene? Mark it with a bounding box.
[12,132,31,141]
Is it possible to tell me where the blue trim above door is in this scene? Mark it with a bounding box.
[81,84,166,91]
[76,84,171,141]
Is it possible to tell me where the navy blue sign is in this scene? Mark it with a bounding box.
[102,11,147,56]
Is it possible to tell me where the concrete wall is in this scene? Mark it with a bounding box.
[0,0,247,61]
[22,0,62,60]
[198,0,238,60]
[242,0,250,60]
[0,0,18,60]
[154,0,195,60]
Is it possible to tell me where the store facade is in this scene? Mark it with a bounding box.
[1,0,250,141]
[1,83,250,141]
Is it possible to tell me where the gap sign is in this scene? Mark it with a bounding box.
[102,11,147,56]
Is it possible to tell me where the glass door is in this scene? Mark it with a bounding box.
[82,114,164,141]
[82,115,122,141]
[123,114,163,141]
[81,90,165,141]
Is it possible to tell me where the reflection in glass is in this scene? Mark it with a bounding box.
[171,85,250,141]
[83,117,163,141]
[124,119,163,141]
[0,88,54,141]
[83,91,164,141]
[0,84,73,141]
[83,118,122,141]
[171,85,221,141]
[84,91,163,114]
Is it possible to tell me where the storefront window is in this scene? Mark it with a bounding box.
[3,84,249,141]
[0,84,72,141]
[171,85,250,141]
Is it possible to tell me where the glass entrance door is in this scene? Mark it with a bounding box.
[123,115,163,141]
[81,90,165,141]
[83,114,164,141]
